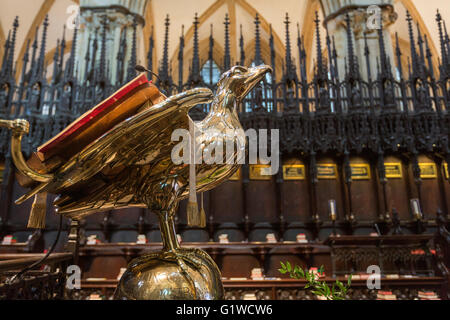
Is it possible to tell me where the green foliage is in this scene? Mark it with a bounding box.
[278,262,352,300]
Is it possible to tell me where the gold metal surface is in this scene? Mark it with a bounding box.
[349,163,371,180]
[249,164,272,180]
[384,162,403,178]
[0,119,53,182]
[3,65,272,300]
[282,164,305,180]
[418,163,437,179]
[444,162,449,179]
[114,206,224,300]
[317,163,338,179]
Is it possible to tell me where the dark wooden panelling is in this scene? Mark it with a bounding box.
[246,179,277,224]
[281,158,310,222]
[316,158,344,221]
[210,181,244,224]
[349,157,379,221]
[384,156,410,220]
[417,155,444,219]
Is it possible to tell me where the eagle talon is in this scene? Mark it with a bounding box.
[0,119,29,135]
[12,119,30,135]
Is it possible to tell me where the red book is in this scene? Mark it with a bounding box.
[36,73,164,165]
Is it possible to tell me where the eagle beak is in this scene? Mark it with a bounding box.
[240,65,272,99]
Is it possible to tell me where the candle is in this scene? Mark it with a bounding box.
[329,200,336,220]
[411,199,422,219]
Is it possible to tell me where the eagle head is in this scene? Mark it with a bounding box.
[216,64,272,101]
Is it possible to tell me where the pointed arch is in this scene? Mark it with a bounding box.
[172,37,225,84]
[168,0,225,67]
[301,0,320,81]
[201,59,222,85]
[243,38,283,82]
[0,19,5,62]
[15,0,56,81]
[44,40,73,70]
[142,0,156,72]
[168,0,285,73]
[236,0,285,64]
[226,0,237,59]
[395,0,440,74]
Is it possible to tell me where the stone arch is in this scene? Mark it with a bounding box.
[164,0,285,77]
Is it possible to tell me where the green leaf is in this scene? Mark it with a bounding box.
[294,265,301,275]
[286,261,292,272]
[312,290,322,296]
[280,261,286,270]
[298,267,305,278]
[305,271,310,282]
[325,284,331,296]
[318,265,324,275]
[278,268,287,274]
[347,274,352,286]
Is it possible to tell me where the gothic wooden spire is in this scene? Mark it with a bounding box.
[269,24,276,79]
[147,25,154,75]
[254,13,262,65]
[5,17,19,78]
[28,28,40,82]
[424,34,435,79]
[239,24,245,66]
[406,11,420,78]
[59,25,66,72]
[20,39,30,84]
[394,32,403,80]
[436,10,449,79]
[297,23,307,83]
[190,13,201,82]
[84,36,91,81]
[99,15,108,81]
[178,25,185,89]
[159,14,171,84]
[364,32,372,82]
[208,24,214,85]
[314,11,326,82]
[436,10,447,67]
[66,21,78,80]
[52,39,60,83]
[36,15,48,79]
[127,18,138,81]
[326,28,337,82]
[223,13,231,71]
[284,13,295,81]
[344,13,358,80]
[116,28,126,84]
[0,31,11,77]
[377,14,392,80]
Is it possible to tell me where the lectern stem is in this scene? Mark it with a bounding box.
[158,211,180,251]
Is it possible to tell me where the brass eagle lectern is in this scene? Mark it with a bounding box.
[0,65,271,299]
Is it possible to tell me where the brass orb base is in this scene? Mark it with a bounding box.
[114,248,224,300]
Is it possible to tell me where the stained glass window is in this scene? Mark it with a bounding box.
[201,60,222,85]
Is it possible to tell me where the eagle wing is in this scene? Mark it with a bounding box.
[16,88,213,207]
